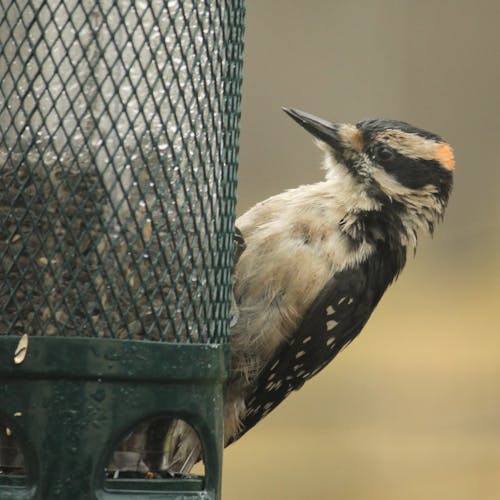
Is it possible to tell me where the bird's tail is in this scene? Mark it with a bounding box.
[108,416,202,476]
[160,419,203,474]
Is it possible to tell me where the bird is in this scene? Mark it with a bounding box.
[165,107,455,473]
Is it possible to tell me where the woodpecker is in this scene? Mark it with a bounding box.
[166,108,455,473]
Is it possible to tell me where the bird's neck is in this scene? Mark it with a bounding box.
[339,205,409,279]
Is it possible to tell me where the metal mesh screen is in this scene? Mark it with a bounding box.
[0,0,244,342]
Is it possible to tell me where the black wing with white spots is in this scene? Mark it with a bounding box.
[234,250,398,442]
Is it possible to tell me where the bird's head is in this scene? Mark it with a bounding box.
[283,107,454,243]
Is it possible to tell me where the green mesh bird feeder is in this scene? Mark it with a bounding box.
[0,0,245,497]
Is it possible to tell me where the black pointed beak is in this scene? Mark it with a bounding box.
[282,107,343,151]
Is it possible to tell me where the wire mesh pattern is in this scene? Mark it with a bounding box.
[0,0,244,341]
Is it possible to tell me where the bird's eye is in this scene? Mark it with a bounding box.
[373,145,394,162]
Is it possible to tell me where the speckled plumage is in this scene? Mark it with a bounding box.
[166,108,454,473]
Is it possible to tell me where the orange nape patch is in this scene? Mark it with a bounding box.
[434,143,455,171]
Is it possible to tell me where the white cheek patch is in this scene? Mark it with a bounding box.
[371,168,413,198]
[371,168,440,203]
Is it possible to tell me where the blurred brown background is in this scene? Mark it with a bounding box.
[222,1,500,499]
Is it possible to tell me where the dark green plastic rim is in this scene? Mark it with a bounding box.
[0,337,230,382]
